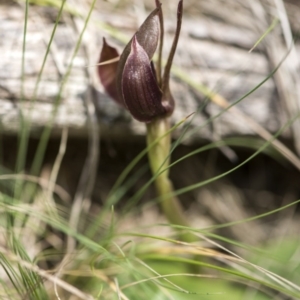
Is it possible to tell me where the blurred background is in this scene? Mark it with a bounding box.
[0,0,300,299]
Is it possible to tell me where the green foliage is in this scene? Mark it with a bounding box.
[1,0,300,299]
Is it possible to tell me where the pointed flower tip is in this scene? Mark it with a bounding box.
[155,0,162,9]
[134,6,160,60]
[122,36,169,122]
[99,1,183,123]
[131,35,138,53]
[178,1,183,16]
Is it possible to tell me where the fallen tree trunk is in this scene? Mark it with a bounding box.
[1,0,300,145]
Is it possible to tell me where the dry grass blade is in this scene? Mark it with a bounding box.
[249,0,300,157]
[46,127,69,204]
[217,96,300,170]
[194,232,300,294]
[66,0,100,254]
[0,174,71,203]
[1,0,300,299]
[0,246,95,300]
[272,0,300,155]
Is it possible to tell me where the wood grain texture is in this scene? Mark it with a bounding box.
[0,0,299,143]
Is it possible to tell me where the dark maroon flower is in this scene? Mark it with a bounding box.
[98,0,183,122]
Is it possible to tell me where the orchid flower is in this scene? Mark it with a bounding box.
[98,0,183,123]
[98,1,193,242]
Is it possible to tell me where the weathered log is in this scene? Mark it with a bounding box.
[1,0,299,144]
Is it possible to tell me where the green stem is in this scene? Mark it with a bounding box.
[146,118,195,242]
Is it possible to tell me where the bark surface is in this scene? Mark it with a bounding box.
[1,0,300,144]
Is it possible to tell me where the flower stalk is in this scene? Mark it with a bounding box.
[146,118,195,242]
[98,0,195,242]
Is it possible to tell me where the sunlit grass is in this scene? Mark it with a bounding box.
[1,0,300,299]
